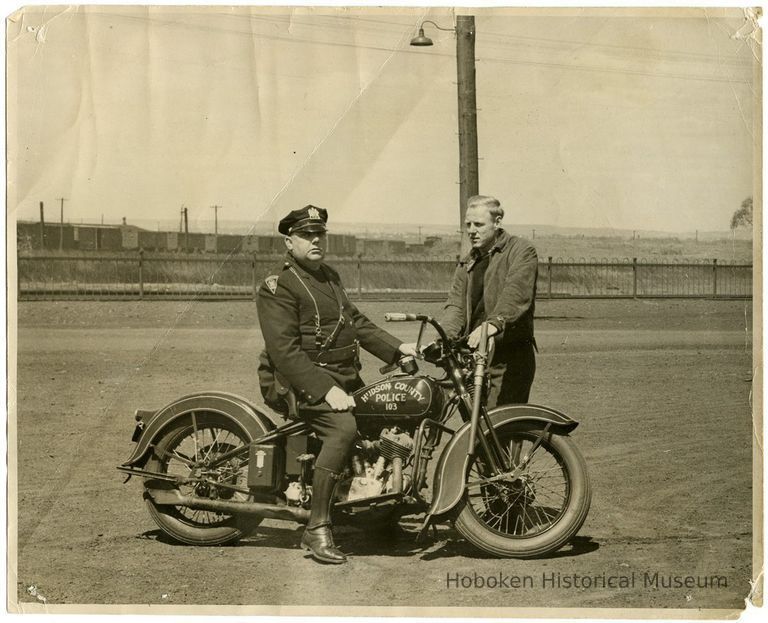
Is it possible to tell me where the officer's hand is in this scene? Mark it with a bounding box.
[398,343,419,357]
[467,323,500,349]
[325,386,356,412]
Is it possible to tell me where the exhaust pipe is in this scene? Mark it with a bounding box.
[146,488,310,523]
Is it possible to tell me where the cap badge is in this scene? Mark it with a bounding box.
[308,207,320,220]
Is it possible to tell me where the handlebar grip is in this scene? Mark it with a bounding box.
[379,362,399,374]
[384,313,418,322]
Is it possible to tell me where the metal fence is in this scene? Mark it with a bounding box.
[16,253,752,301]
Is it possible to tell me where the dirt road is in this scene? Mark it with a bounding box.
[12,299,754,612]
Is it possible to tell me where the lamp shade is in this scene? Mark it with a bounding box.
[409,28,433,46]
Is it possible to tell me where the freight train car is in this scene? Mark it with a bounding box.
[327,233,356,256]
[173,232,206,252]
[137,230,166,251]
[241,235,279,255]
[70,224,123,251]
[121,226,141,250]
[41,223,75,250]
[216,233,245,254]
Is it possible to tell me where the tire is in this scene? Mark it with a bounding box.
[145,411,261,546]
[453,422,591,558]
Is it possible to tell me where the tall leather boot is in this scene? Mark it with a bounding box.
[301,467,347,564]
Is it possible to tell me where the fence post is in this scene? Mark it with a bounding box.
[547,256,553,298]
[632,258,638,299]
[712,259,718,298]
[252,254,258,301]
[138,249,144,300]
[357,254,362,299]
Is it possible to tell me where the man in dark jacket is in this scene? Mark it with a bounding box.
[256,205,416,564]
[441,195,538,407]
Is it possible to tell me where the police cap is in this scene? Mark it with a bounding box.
[278,205,328,236]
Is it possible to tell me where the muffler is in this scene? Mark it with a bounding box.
[146,488,310,523]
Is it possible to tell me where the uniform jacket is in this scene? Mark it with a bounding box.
[257,253,402,406]
[441,230,538,345]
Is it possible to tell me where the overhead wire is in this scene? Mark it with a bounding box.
[81,11,754,86]
[230,12,751,66]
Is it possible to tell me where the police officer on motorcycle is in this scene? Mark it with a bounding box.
[256,205,417,563]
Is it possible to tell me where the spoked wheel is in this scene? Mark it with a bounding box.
[145,411,260,545]
[453,423,591,558]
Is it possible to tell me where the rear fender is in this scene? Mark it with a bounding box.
[428,404,578,518]
[120,391,280,468]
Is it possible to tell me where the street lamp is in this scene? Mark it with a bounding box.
[409,20,455,46]
[411,16,479,256]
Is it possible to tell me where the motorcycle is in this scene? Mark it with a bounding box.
[118,314,591,558]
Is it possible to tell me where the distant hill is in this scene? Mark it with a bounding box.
[123,218,751,242]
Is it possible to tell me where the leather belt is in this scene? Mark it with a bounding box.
[309,341,359,365]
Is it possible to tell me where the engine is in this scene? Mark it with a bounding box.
[335,427,415,502]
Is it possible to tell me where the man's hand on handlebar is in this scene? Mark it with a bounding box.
[466,323,500,349]
[398,342,420,358]
[325,386,356,411]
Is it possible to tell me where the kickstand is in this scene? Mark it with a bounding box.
[431,523,439,539]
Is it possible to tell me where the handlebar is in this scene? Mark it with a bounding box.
[384,313,422,322]
[384,312,497,358]
[382,313,448,349]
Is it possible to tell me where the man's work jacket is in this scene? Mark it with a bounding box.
[441,229,538,345]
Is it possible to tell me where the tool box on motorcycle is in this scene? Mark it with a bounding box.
[351,375,443,433]
[247,443,284,489]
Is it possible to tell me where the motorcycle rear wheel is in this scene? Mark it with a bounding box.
[453,423,591,558]
[145,411,260,546]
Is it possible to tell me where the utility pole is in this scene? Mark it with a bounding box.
[183,206,189,252]
[57,197,66,250]
[456,15,479,257]
[418,225,422,244]
[210,205,222,235]
[532,229,536,240]
[39,201,45,249]
[210,204,222,253]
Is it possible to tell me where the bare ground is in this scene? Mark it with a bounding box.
[11,298,755,612]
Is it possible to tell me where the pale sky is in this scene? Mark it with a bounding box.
[7,6,758,234]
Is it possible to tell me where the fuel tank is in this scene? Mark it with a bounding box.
[352,375,444,430]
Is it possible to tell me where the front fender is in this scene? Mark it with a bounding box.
[119,391,281,468]
[427,404,579,519]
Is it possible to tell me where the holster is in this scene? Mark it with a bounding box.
[274,371,299,420]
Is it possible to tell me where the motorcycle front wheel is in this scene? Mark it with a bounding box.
[145,411,260,546]
[453,423,591,558]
